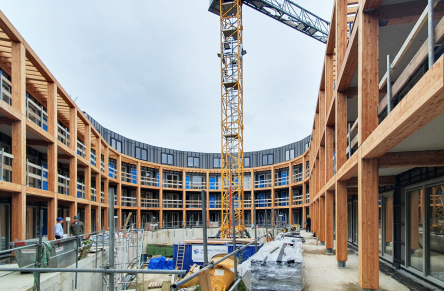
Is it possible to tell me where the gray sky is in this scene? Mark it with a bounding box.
[0,0,333,152]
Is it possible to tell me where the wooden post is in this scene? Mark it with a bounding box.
[336,180,348,267]
[325,190,334,253]
[325,56,333,110]
[319,195,325,244]
[46,83,57,240]
[47,197,57,240]
[198,269,212,291]
[320,146,326,187]
[69,108,77,152]
[85,203,91,234]
[12,188,26,241]
[326,126,334,181]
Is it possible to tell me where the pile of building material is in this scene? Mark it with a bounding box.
[238,237,304,291]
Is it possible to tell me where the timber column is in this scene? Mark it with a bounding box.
[319,195,325,245]
[357,6,380,290]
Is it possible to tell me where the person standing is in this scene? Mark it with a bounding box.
[69,215,85,236]
[54,217,64,239]
[305,215,311,233]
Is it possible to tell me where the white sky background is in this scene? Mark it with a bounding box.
[0,0,333,152]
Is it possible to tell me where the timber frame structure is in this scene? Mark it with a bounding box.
[1,0,444,289]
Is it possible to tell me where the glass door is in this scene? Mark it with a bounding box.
[379,194,394,260]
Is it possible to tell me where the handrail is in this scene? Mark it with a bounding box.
[91,187,96,201]
[141,198,159,208]
[274,196,289,206]
[306,193,310,204]
[77,182,85,199]
[293,194,303,205]
[26,97,48,131]
[141,176,158,186]
[57,123,70,147]
[57,174,70,195]
[209,200,222,208]
[244,199,251,207]
[255,198,272,207]
[1,74,12,106]
[0,148,13,182]
[108,165,117,179]
[209,181,221,190]
[292,172,303,183]
[90,151,96,166]
[121,196,137,207]
[163,179,183,188]
[254,179,272,188]
[100,160,105,173]
[100,191,105,204]
[275,176,288,186]
[121,171,137,184]
[186,200,202,208]
[77,140,86,158]
[185,181,206,189]
[162,199,183,208]
[26,160,48,189]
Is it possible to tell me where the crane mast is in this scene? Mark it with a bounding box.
[218,0,248,238]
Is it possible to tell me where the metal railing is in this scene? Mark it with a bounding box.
[141,176,158,187]
[185,181,206,190]
[209,200,222,208]
[121,196,136,207]
[306,164,309,178]
[121,171,137,184]
[244,199,251,208]
[255,198,272,208]
[101,191,105,204]
[109,165,117,179]
[77,182,85,199]
[275,176,288,186]
[90,151,96,166]
[57,124,70,147]
[100,160,105,173]
[162,199,183,208]
[293,172,303,183]
[1,74,12,106]
[209,181,221,190]
[26,160,48,190]
[254,179,272,188]
[141,198,159,208]
[0,148,13,182]
[186,200,202,208]
[77,140,86,158]
[26,97,48,131]
[306,193,310,204]
[274,197,289,207]
[163,179,182,189]
[91,187,96,202]
[57,174,70,195]
[346,119,358,158]
[293,194,303,205]
[244,181,251,190]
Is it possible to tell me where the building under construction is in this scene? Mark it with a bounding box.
[0,0,444,290]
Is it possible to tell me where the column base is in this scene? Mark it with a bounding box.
[338,261,346,268]
[326,248,333,254]
[320,241,325,246]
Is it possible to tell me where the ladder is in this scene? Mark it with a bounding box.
[175,244,186,275]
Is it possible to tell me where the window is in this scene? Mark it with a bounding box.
[161,153,173,165]
[244,157,250,167]
[290,149,295,159]
[135,147,147,160]
[214,158,221,168]
[111,138,122,153]
[262,154,273,166]
[188,156,200,168]
[286,149,295,161]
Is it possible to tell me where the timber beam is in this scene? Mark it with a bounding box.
[379,151,444,168]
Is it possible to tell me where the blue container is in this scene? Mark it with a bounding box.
[173,242,263,273]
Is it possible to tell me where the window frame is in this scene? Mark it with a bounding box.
[161,153,174,165]
[213,158,221,168]
[244,157,250,167]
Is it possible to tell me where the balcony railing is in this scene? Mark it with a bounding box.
[0,148,13,182]
[186,200,202,208]
[209,181,221,190]
[57,174,70,195]
[121,171,137,184]
[293,195,303,205]
[57,124,70,147]
[254,179,272,188]
[306,165,309,178]
[109,165,117,179]
[244,199,251,208]
[100,160,105,173]
[346,119,358,158]
[244,181,251,190]
[91,151,96,166]
[26,160,48,190]
[275,176,288,187]
[141,176,159,187]
[101,191,105,204]
[163,199,183,208]
[77,140,86,158]
[275,197,289,207]
[121,196,136,207]
[141,198,159,208]
[91,187,96,202]
[255,198,272,208]
[1,74,12,106]
[77,182,85,199]
[209,200,222,208]
[163,179,182,189]
[26,97,48,131]
[306,193,310,204]
[293,172,303,183]
[185,181,206,190]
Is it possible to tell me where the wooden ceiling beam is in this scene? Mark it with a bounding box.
[379,151,444,168]
[347,175,396,186]
[27,139,50,146]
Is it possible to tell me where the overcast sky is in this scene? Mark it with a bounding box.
[0,0,333,153]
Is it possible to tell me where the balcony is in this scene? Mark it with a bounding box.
[306,193,310,204]
[121,196,136,207]
[244,199,251,208]
[121,171,137,184]
[1,73,12,106]
[163,199,182,208]
[26,160,48,190]
[57,174,70,195]
[77,140,86,158]
[141,176,159,187]
[293,194,303,205]
[293,172,303,183]
[254,179,272,189]
[186,199,202,209]
[57,124,70,147]
[100,160,105,173]
[209,179,221,190]
[141,198,159,208]
[275,196,289,207]
[255,197,272,208]
[0,148,13,182]
[91,187,96,202]
[26,96,48,131]
[275,176,289,187]
[108,164,117,179]
[185,180,206,190]
[77,182,85,199]
[101,191,104,204]
[209,199,222,208]
[163,179,182,189]
[90,150,96,167]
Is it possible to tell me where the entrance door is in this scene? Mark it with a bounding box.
[379,193,393,260]
[0,204,10,250]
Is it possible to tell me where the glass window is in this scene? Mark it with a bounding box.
[188,157,194,167]
[142,149,147,160]
[194,157,200,168]
[408,189,423,272]
[286,150,290,161]
[244,157,250,167]
[167,154,173,165]
[290,149,295,159]
[268,154,273,165]
[214,158,220,168]
[427,184,444,281]
[384,196,393,257]
[136,147,141,159]
[262,155,267,166]
[116,140,122,153]
[161,153,167,164]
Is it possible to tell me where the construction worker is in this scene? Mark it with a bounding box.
[69,215,85,236]
[54,217,64,239]
[305,215,311,233]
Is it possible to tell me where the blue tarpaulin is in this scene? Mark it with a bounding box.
[148,256,173,270]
